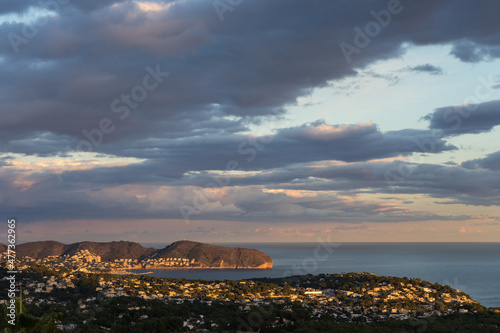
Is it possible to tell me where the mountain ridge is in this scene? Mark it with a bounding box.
[13,240,273,269]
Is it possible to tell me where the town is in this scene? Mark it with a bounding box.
[1,249,493,332]
[6,249,197,274]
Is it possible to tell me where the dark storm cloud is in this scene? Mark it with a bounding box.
[407,64,444,75]
[423,100,500,136]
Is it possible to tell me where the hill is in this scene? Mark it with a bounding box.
[9,240,273,269]
[16,240,69,258]
[154,240,273,269]
[16,240,155,260]
[62,241,155,261]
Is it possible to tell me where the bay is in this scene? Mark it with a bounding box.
[135,242,500,308]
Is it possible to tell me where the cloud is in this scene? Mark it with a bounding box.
[324,225,372,234]
[0,162,476,223]
[450,40,500,63]
[4,156,494,224]
[38,120,456,185]
[2,0,500,228]
[0,157,13,167]
[187,160,500,207]
[458,226,483,234]
[423,100,500,136]
[407,64,444,75]
[462,150,500,171]
[473,221,500,226]
[0,119,457,185]
[1,0,500,159]
[254,227,319,238]
[0,1,47,15]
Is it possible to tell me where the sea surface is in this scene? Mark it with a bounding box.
[135,242,500,308]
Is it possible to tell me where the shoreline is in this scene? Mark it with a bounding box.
[110,267,273,275]
[128,266,273,271]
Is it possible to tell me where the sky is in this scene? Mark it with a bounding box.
[1,0,500,244]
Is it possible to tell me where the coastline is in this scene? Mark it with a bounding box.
[111,266,273,275]
[128,266,273,271]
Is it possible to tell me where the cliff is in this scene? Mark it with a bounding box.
[154,240,273,269]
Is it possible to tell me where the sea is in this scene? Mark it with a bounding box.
[135,242,500,308]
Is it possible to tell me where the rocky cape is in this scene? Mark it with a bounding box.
[154,240,273,269]
[13,240,273,269]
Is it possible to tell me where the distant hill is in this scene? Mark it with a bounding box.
[16,240,155,261]
[10,240,273,269]
[0,243,7,252]
[154,240,273,269]
[16,241,69,258]
[62,241,155,261]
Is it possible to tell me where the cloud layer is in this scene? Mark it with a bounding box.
[1,1,500,230]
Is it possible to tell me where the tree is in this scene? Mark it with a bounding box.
[282,284,292,295]
[1,298,60,333]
